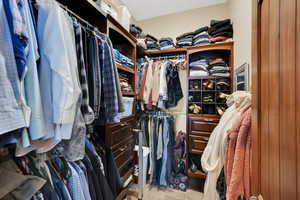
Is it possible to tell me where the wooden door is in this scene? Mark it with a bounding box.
[252,0,300,199]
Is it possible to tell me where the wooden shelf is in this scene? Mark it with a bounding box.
[116,63,135,74]
[122,91,136,96]
[188,41,234,55]
[145,41,234,55]
[188,169,206,179]
[188,113,220,119]
[145,47,187,55]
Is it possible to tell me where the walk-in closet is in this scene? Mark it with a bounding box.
[0,0,299,200]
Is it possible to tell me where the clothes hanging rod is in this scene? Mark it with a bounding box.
[55,1,96,31]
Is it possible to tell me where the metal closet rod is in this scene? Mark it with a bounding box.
[151,54,186,60]
[54,1,99,32]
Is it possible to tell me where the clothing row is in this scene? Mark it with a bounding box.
[0,0,123,156]
[137,59,184,110]
[0,137,123,200]
[201,91,251,200]
[190,56,230,78]
[138,112,175,187]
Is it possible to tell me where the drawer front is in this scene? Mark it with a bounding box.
[112,136,134,157]
[111,125,133,146]
[119,156,134,177]
[191,130,211,137]
[189,135,210,154]
[190,119,217,132]
[110,117,135,132]
[114,144,134,168]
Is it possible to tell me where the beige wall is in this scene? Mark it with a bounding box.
[228,0,252,69]
[136,3,229,40]
[136,4,229,133]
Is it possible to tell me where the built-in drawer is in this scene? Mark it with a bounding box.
[112,136,134,157]
[114,143,134,168]
[118,156,134,177]
[109,117,135,132]
[111,125,133,146]
[190,130,211,137]
[190,119,217,132]
[189,135,210,154]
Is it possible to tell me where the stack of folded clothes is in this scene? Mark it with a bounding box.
[113,49,134,69]
[207,57,230,77]
[145,34,160,50]
[189,59,209,76]
[119,73,133,92]
[208,19,233,43]
[159,37,175,50]
[130,24,143,37]
[193,26,209,45]
[176,32,195,47]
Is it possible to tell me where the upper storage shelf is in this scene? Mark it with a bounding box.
[144,41,234,56]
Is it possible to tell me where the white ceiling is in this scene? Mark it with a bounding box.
[120,0,227,21]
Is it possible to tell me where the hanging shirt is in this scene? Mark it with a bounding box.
[67,163,86,200]
[21,0,47,140]
[0,0,26,135]
[36,0,81,140]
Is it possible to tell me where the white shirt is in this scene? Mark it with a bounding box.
[37,0,81,140]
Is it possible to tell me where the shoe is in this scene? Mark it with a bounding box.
[216,106,226,115]
[219,92,230,99]
[193,105,202,114]
[207,80,215,89]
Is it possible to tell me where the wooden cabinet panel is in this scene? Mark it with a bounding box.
[114,140,134,168]
[112,136,134,157]
[252,0,300,198]
[189,135,209,154]
[190,130,211,137]
[111,126,132,146]
[190,119,217,132]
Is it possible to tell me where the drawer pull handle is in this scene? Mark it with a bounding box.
[120,123,128,127]
[120,146,127,152]
[194,139,207,143]
[203,119,215,122]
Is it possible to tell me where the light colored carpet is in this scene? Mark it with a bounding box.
[126,184,203,200]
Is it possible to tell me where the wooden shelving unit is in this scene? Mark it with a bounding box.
[186,42,234,179]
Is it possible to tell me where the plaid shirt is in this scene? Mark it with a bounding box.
[97,33,119,123]
[73,21,95,124]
